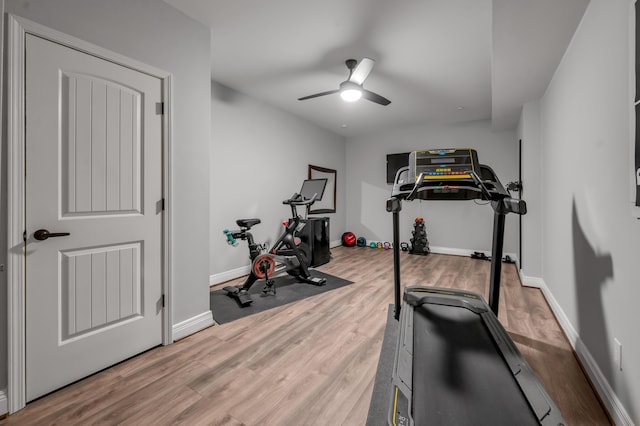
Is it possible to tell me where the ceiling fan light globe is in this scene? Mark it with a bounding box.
[341,88,362,102]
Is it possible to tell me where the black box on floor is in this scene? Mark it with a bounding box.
[300,217,330,267]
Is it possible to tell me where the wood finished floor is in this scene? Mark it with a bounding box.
[1,246,611,425]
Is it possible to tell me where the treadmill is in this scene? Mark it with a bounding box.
[384,149,566,426]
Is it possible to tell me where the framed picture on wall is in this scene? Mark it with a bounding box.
[308,165,336,214]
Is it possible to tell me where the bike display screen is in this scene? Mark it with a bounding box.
[300,179,327,201]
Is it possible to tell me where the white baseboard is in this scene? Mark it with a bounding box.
[0,389,7,416]
[172,311,215,341]
[330,239,342,248]
[210,265,250,286]
[536,277,634,426]
[429,245,476,257]
[430,246,519,264]
[520,274,544,288]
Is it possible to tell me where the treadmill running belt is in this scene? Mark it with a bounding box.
[412,303,538,425]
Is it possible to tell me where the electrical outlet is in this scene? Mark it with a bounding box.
[614,338,623,372]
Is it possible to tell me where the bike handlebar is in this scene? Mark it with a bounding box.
[282,192,318,206]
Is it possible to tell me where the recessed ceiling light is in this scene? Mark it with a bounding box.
[341,124,348,128]
[456,106,464,110]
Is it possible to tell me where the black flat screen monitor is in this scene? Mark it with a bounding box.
[300,178,327,201]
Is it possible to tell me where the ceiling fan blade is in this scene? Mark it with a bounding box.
[362,89,391,106]
[349,58,375,85]
[298,89,340,101]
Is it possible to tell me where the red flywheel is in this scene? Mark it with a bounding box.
[252,254,276,279]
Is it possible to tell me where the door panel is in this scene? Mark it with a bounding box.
[25,34,163,401]
[61,72,142,216]
[60,243,142,341]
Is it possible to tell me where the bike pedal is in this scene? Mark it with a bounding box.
[237,293,253,306]
[223,286,239,295]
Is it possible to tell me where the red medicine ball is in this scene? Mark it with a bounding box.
[342,232,357,247]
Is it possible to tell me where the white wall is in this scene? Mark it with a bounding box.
[345,120,520,256]
[209,83,346,279]
[1,0,211,334]
[530,0,638,422]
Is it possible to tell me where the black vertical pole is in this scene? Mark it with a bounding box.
[518,139,523,269]
[392,209,401,320]
[488,208,506,315]
[635,1,640,205]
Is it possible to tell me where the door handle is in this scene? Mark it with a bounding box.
[34,229,71,241]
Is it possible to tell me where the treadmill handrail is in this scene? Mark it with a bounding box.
[394,167,509,203]
[469,170,493,200]
[389,154,527,319]
[406,172,427,201]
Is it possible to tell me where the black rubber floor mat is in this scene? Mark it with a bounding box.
[210,271,353,324]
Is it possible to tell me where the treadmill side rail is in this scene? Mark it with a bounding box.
[482,307,566,425]
[389,299,414,425]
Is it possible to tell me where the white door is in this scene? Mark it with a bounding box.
[25,34,164,401]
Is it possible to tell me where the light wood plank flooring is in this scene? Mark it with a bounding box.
[0,246,610,425]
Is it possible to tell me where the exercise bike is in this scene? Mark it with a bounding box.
[222,179,328,307]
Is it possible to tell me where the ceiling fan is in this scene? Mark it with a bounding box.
[298,58,391,106]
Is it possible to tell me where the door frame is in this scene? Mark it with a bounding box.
[6,14,173,413]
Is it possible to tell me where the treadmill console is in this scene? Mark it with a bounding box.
[389,148,528,213]
[391,148,500,202]
[409,148,479,182]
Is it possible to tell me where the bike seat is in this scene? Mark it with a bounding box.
[236,218,261,229]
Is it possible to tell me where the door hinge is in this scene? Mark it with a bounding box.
[162,294,166,308]
[156,102,164,115]
[161,198,166,211]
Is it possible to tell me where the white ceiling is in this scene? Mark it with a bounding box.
[164,0,589,137]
